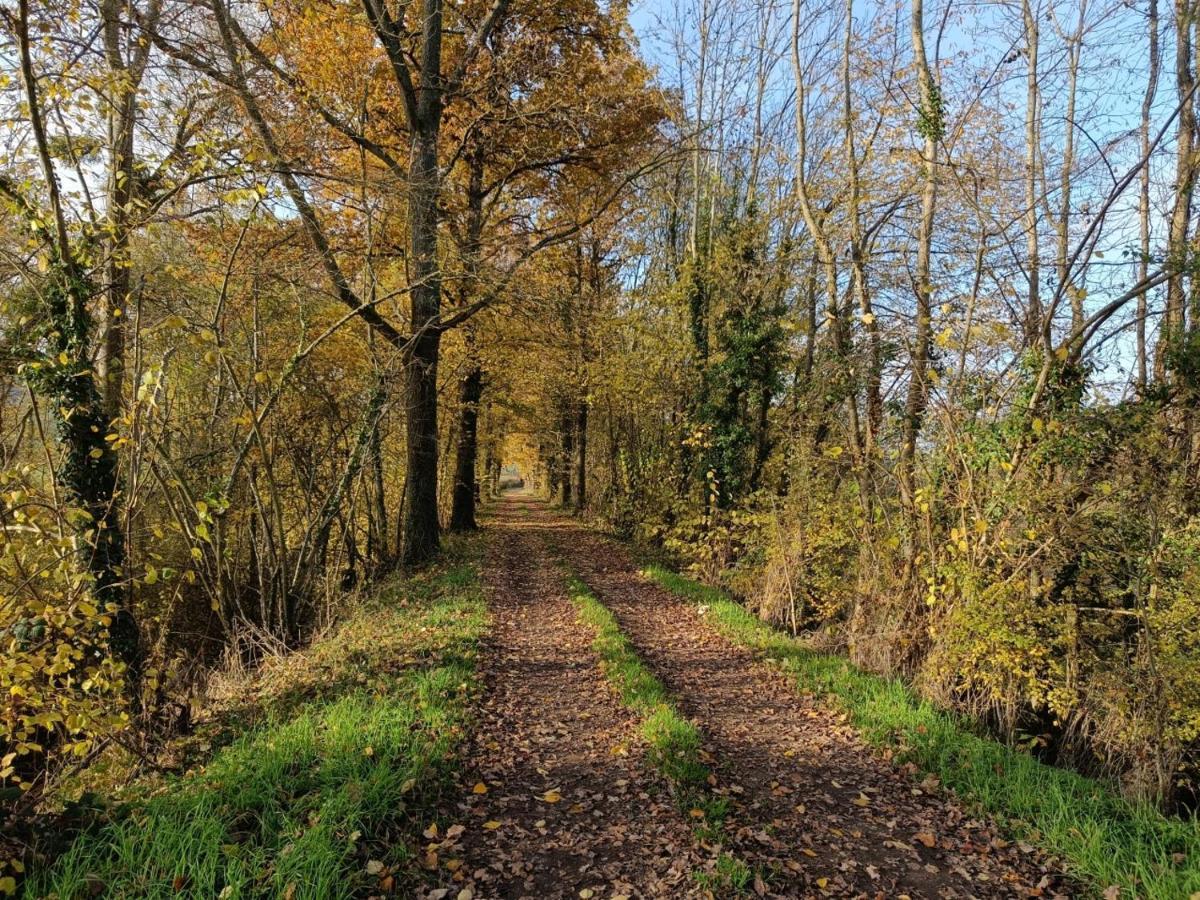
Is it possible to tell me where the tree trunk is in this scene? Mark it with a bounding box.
[15,0,141,693]
[450,359,483,530]
[1139,0,1160,391]
[1058,2,1086,332]
[99,0,157,421]
[1161,0,1197,379]
[899,0,940,512]
[574,398,588,511]
[842,0,881,448]
[559,408,575,508]
[1022,0,1043,349]
[401,116,444,565]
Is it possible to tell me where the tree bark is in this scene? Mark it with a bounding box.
[400,2,446,566]
[574,398,588,511]
[1022,0,1043,350]
[99,0,158,421]
[15,0,141,692]
[1139,0,1160,391]
[1161,0,1198,380]
[450,348,483,530]
[842,0,881,449]
[899,0,940,512]
[559,407,575,508]
[449,152,486,531]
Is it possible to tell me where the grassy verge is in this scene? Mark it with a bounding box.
[644,564,1200,900]
[564,574,752,894]
[28,540,488,900]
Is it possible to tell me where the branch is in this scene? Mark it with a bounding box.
[208,0,408,349]
[448,0,509,90]
[360,0,419,128]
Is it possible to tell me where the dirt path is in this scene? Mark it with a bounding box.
[550,509,1069,900]
[424,498,703,900]
[431,496,1069,899]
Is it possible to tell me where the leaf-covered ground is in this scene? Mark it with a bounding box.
[421,497,1071,899]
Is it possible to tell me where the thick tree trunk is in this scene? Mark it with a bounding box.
[401,122,443,565]
[450,362,483,530]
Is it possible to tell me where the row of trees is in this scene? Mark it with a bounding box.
[0,0,664,811]
[508,0,1200,808]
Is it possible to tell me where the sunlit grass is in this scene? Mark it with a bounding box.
[566,573,758,893]
[29,542,488,899]
[566,576,725,821]
[644,564,1200,900]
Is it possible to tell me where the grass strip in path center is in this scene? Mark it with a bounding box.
[564,573,756,895]
[644,564,1200,900]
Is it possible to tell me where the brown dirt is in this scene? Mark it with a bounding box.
[420,498,704,900]
[425,496,1072,900]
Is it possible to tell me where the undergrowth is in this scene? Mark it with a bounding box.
[26,540,487,899]
[644,564,1200,900]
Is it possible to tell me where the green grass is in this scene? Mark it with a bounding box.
[565,575,726,827]
[28,543,488,900]
[644,564,1200,900]
[692,852,754,894]
[566,573,763,894]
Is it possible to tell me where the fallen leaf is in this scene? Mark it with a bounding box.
[816,877,829,889]
[423,823,439,839]
[542,789,562,803]
[472,782,488,794]
[483,820,501,830]
[852,793,870,807]
[915,831,936,848]
[365,860,385,876]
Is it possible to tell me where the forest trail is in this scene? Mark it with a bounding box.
[429,495,1068,900]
